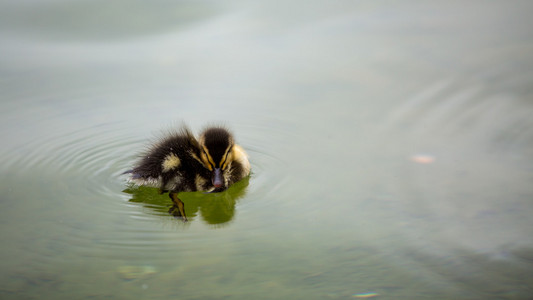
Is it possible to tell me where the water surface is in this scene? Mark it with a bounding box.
[1,1,533,299]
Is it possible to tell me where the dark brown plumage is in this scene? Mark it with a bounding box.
[126,125,250,220]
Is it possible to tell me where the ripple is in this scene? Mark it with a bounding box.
[382,77,533,144]
[12,124,137,177]
[1,121,143,226]
[236,123,294,211]
[1,113,296,259]
[374,78,533,256]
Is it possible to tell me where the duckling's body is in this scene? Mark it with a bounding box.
[126,126,250,220]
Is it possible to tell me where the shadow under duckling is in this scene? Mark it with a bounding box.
[124,125,251,221]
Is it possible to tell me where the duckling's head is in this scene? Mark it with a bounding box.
[199,127,236,190]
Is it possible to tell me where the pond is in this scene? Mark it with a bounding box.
[1,1,533,299]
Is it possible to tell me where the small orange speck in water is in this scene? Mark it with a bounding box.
[410,154,435,164]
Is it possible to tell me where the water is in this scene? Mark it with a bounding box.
[1,1,533,299]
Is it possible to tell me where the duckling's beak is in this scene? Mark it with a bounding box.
[212,168,224,188]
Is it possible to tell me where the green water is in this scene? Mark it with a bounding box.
[2,1,533,299]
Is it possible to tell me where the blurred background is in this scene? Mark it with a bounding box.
[1,0,533,299]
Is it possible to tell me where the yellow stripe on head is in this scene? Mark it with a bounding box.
[220,145,233,170]
[200,146,216,171]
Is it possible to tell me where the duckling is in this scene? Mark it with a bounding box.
[126,125,251,221]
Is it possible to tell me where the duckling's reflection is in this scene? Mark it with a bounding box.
[123,177,249,225]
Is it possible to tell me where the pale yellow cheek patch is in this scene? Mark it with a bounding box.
[162,153,181,172]
[195,174,208,190]
[232,145,250,176]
